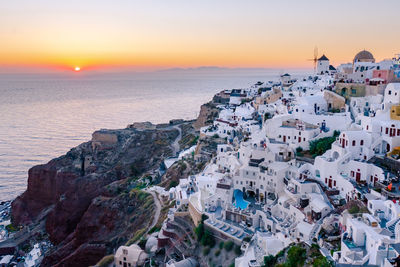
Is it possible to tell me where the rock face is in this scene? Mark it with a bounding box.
[193,102,220,131]
[11,126,179,266]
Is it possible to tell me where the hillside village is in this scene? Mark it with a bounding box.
[3,51,400,267]
[107,50,400,267]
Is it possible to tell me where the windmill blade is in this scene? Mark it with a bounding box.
[314,46,318,60]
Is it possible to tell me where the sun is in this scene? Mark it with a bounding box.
[74,66,81,72]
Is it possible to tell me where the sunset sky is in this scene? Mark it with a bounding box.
[1,0,400,72]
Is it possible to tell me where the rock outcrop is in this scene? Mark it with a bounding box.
[193,101,220,131]
[11,126,180,266]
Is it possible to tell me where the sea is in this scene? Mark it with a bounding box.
[0,68,308,201]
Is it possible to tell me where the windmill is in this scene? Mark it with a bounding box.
[307,46,318,72]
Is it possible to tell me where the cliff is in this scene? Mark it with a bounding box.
[193,101,220,131]
[11,125,180,266]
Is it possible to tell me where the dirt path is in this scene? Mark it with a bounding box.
[170,125,182,156]
[144,189,162,234]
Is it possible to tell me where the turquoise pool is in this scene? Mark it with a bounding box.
[233,189,249,210]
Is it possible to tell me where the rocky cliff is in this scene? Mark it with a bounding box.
[193,101,220,131]
[11,125,180,266]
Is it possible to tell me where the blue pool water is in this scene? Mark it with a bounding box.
[233,189,249,210]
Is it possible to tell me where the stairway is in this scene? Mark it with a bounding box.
[387,218,400,237]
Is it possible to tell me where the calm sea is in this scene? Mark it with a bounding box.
[0,68,307,201]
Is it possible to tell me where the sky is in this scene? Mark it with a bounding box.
[1,0,400,72]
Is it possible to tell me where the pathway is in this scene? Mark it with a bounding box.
[170,125,182,157]
[144,189,162,235]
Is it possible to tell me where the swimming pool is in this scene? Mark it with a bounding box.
[233,189,250,210]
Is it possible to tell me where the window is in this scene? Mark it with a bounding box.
[351,89,357,95]
[360,140,364,145]
[389,90,392,95]
[352,140,356,146]
[366,125,369,130]
[386,128,389,134]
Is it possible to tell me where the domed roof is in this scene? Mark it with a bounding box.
[354,50,375,63]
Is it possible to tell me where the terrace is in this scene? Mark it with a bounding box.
[204,217,254,243]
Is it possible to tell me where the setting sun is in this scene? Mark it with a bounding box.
[74,66,80,72]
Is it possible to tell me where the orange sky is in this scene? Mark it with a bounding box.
[1,0,400,72]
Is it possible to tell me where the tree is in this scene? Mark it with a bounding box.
[169,180,178,188]
[263,255,276,267]
[234,245,242,255]
[201,229,215,247]
[313,256,332,267]
[195,222,204,241]
[224,241,234,251]
[286,245,306,267]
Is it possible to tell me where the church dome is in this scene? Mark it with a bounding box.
[354,50,375,63]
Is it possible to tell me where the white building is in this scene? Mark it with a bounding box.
[317,55,330,75]
[115,244,148,267]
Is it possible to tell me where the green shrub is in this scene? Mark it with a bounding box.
[219,242,224,249]
[286,245,306,267]
[263,255,276,267]
[243,236,251,242]
[224,241,234,251]
[169,180,178,188]
[6,224,18,232]
[195,222,205,241]
[348,205,360,214]
[203,247,211,255]
[138,238,147,250]
[313,256,333,267]
[214,249,221,256]
[234,245,242,255]
[309,131,340,157]
[201,230,215,248]
[148,226,161,234]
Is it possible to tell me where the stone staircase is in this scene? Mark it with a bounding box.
[387,218,400,237]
